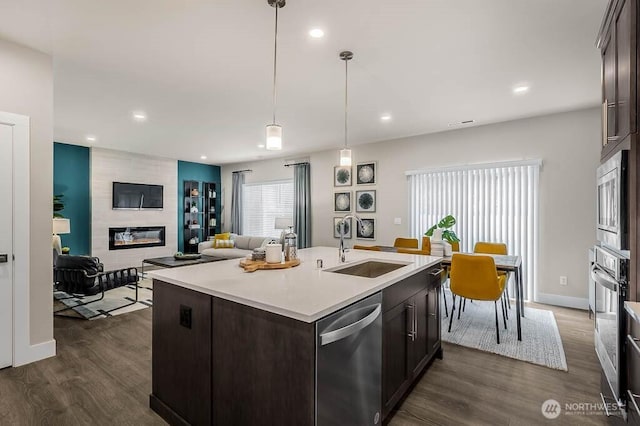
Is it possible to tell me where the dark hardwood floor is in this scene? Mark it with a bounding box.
[390,303,609,425]
[0,303,607,425]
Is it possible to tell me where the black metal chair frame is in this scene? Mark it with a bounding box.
[54,267,139,320]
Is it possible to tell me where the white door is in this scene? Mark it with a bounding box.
[0,123,13,368]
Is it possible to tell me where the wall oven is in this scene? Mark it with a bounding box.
[593,245,629,411]
[597,150,629,252]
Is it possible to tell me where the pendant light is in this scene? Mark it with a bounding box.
[339,50,354,166]
[266,0,285,150]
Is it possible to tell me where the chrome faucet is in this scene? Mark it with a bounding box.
[339,214,363,262]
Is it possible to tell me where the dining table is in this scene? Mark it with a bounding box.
[368,246,525,341]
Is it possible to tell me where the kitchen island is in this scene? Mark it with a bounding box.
[149,246,443,425]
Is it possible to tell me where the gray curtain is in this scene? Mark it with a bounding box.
[231,172,244,234]
[293,163,311,248]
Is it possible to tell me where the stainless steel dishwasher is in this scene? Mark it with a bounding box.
[316,292,382,425]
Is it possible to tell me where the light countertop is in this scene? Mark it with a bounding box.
[625,301,640,323]
[149,246,442,323]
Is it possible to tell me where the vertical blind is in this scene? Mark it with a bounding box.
[242,180,294,238]
[407,160,541,301]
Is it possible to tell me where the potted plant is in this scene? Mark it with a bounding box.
[53,194,65,218]
[425,214,460,243]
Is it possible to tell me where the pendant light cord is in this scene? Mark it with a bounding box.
[272,5,279,125]
[344,57,348,149]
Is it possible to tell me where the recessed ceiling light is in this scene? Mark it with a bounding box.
[309,28,325,38]
[513,85,530,94]
[258,144,265,148]
[86,135,97,142]
[200,155,207,160]
[132,112,147,121]
[380,114,392,121]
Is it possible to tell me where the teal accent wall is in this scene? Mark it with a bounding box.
[177,161,221,252]
[53,142,91,255]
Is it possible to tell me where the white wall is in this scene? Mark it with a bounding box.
[222,108,600,305]
[91,148,177,271]
[0,38,54,352]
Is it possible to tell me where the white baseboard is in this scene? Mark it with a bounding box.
[14,339,56,367]
[535,292,589,310]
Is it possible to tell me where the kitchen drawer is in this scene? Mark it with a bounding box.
[382,269,428,312]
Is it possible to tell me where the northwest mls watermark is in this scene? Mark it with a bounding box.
[541,399,620,419]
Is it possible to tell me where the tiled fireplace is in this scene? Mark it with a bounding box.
[108,226,166,250]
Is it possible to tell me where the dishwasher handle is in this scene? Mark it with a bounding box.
[320,304,382,346]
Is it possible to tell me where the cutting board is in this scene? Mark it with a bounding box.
[239,258,301,273]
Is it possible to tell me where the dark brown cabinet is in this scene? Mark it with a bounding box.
[615,0,635,139]
[599,0,637,157]
[150,280,213,425]
[382,266,442,420]
[382,301,411,416]
[151,263,443,425]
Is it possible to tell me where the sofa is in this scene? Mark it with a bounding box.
[198,234,275,260]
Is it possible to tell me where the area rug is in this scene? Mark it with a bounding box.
[441,291,568,371]
[53,279,153,320]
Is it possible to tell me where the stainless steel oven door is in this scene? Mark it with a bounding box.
[592,258,622,403]
[597,150,627,251]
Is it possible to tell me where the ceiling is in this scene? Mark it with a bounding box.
[0,0,607,164]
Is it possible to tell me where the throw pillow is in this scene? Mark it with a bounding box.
[214,232,231,241]
[215,239,235,249]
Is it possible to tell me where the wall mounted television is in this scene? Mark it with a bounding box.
[112,182,164,210]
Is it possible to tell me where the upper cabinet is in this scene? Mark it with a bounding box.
[598,0,637,158]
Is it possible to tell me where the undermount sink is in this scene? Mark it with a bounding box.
[326,260,410,278]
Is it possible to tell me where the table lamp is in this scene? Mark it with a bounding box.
[52,218,71,254]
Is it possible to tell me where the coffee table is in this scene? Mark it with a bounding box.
[141,255,222,280]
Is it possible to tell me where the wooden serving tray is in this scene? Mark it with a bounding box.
[239,258,301,273]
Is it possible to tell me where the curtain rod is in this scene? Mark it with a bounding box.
[405,159,542,176]
[232,169,252,174]
[284,162,309,167]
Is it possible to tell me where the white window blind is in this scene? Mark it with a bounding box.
[407,160,541,301]
[242,180,293,238]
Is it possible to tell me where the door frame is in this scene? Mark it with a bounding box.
[0,111,31,367]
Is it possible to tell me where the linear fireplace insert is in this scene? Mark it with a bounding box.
[109,226,166,250]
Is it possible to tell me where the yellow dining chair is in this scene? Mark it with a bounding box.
[393,237,419,249]
[439,237,459,317]
[353,245,381,251]
[474,241,511,312]
[474,242,507,255]
[448,254,507,344]
[396,237,431,256]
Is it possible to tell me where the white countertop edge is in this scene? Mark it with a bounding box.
[625,301,640,323]
[148,255,442,323]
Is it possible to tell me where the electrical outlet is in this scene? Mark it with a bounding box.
[559,276,568,286]
[180,304,192,329]
[394,217,402,225]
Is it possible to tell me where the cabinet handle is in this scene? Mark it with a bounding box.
[627,335,640,356]
[413,302,418,341]
[607,136,620,141]
[429,268,444,278]
[406,304,415,341]
[628,390,640,416]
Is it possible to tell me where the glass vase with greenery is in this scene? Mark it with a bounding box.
[425,214,460,243]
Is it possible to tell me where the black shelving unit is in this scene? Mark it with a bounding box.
[203,182,218,240]
[183,180,203,254]
[183,180,219,254]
